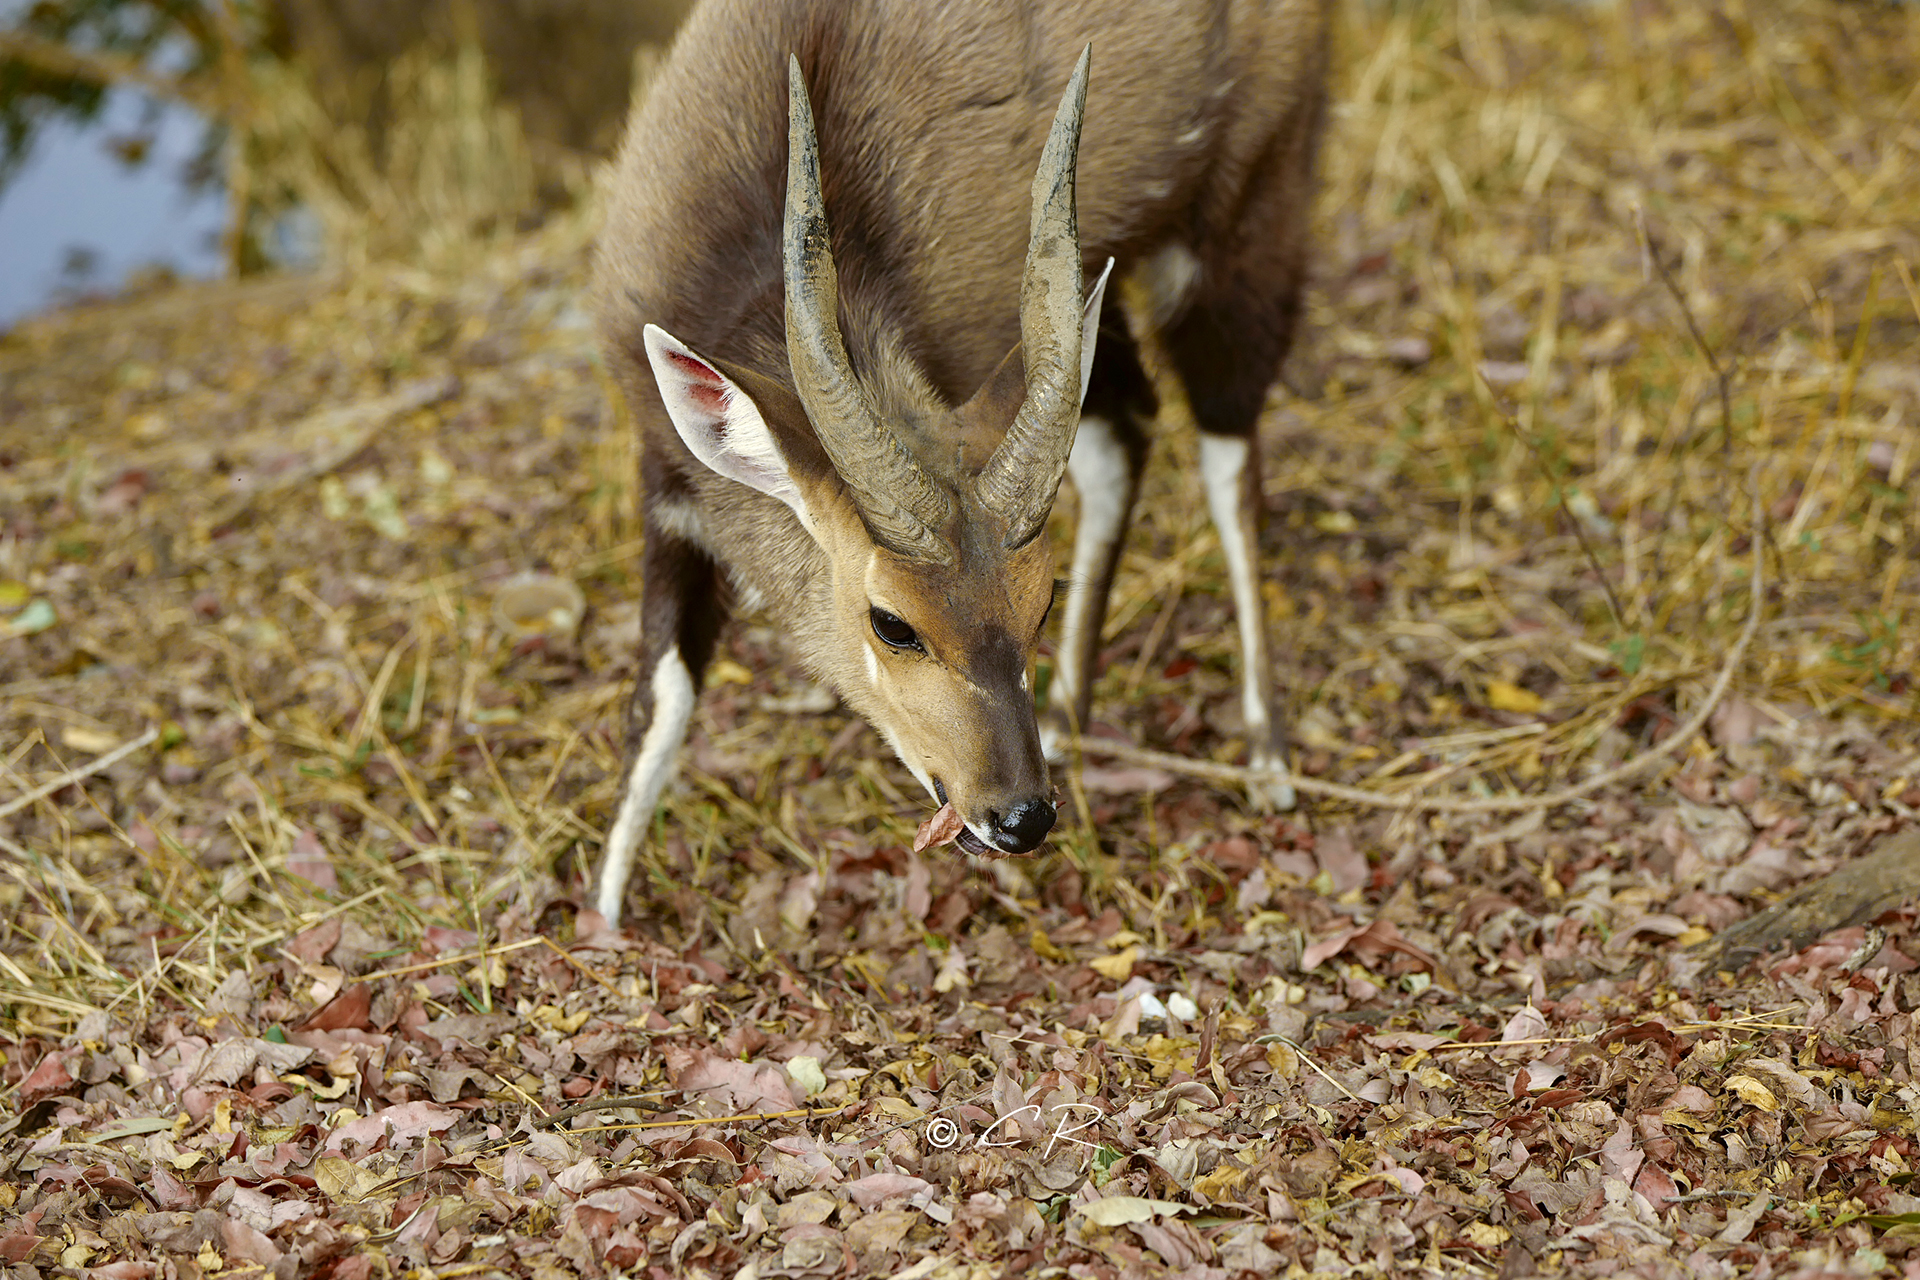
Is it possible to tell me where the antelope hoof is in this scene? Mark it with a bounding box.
[1247,746,1296,813]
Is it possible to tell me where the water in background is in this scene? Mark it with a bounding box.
[0,86,227,330]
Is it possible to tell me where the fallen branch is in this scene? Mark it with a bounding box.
[0,727,161,824]
[1077,484,1765,816]
[1691,828,1920,975]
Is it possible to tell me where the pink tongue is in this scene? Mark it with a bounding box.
[913,803,964,853]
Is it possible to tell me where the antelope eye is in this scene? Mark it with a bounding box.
[869,607,922,652]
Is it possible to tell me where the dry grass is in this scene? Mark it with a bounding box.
[1,0,1917,1033]
[239,41,549,272]
[5,5,1920,1271]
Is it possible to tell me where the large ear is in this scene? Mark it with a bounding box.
[1079,257,1114,409]
[644,324,816,530]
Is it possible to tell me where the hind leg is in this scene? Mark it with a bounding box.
[1159,170,1314,809]
[1192,420,1292,809]
[1045,295,1155,758]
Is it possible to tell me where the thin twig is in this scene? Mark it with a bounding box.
[554,1105,850,1133]
[529,1090,673,1127]
[1252,1036,1366,1102]
[343,936,543,983]
[1634,211,1796,626]
[1077,481,1765,814]
[539,936,622,997]
[1636,208,1735,458]
[1485,381,1627,629]
[0,727,160,823]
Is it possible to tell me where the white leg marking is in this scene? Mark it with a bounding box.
[1056,415,1130,724]
[1199,435,1265,733]
[1200,433,1293,809]
[596,647,697,924]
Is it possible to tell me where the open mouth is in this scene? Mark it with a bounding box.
[931,779,997,857]
[955,827,994,856]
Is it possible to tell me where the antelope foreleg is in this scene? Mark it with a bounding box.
[597,646,697,924]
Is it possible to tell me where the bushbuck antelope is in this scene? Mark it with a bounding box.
[591,0,1327,924]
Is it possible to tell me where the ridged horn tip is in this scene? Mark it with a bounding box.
[1032,45,1091,233]
[782,52,956,565]
[975,44,1094,548]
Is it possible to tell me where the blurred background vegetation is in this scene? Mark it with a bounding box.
[0,0,693,273]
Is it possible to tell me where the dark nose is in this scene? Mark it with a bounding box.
[989,799,1056,853]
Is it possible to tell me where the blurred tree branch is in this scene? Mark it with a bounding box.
[1,0,689,278]
[0,28,216,111]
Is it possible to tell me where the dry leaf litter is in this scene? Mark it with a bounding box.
[3,0,1920,1275]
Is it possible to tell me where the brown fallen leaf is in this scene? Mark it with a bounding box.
[1299,918,1438,973]
[914,803,964,853]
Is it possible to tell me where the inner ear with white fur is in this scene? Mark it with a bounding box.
[642,323,812,522]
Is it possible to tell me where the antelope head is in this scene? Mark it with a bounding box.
[641,49,1106,857]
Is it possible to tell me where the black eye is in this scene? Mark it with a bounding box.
[870,607,922,652]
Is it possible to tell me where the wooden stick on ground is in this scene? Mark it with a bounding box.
[1078,483,1765,816]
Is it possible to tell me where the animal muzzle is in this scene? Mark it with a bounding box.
[980,797,1057,854]
[935,781,1058,857]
